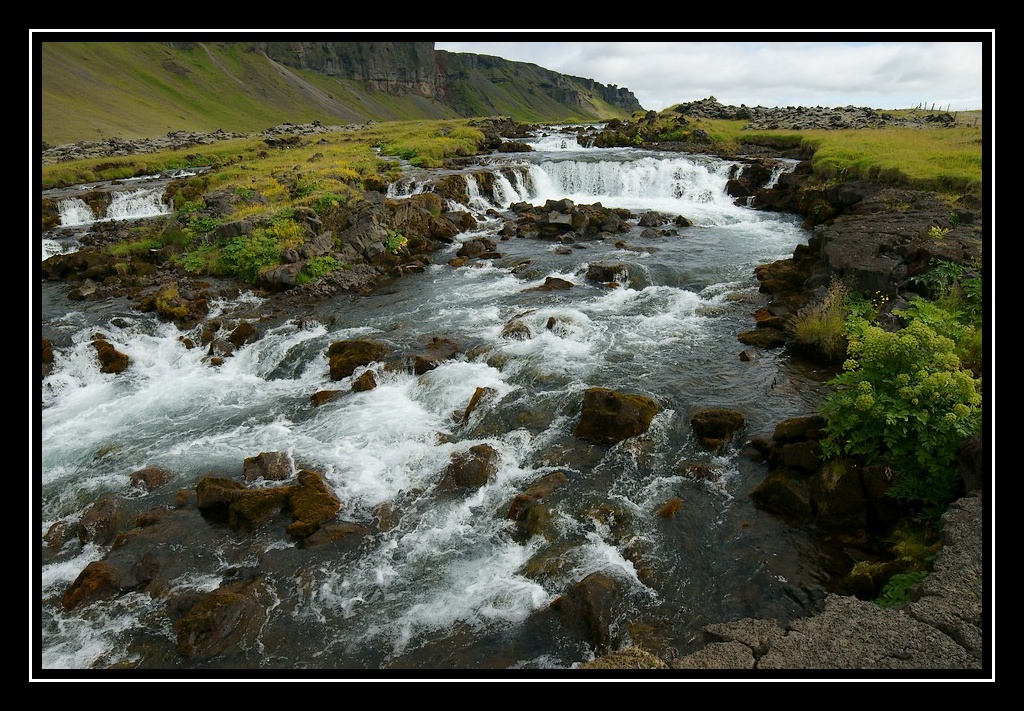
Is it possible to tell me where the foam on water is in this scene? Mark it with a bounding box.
[39,130,821,670]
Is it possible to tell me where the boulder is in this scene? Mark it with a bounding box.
[438,444,500,490]
[242,451,293,482]
[173,577,267,660]
[573,388,660,444]
[690,407,745,452]
[286,470,342,539]
[76,496,127,545]
[129,465,173,491]
[550,572,622,655]
[405,336,460,374]
[506,471,570,542]
[327,339,391,380]
[91,334,129,374]
[749,467,813,524]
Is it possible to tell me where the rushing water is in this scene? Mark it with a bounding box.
[38,130,838,672]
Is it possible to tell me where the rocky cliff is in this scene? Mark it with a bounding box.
[257,41,439,96]
[252,42,642,114]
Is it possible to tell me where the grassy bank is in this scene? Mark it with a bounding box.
[687,110,984,201]
[41,119,487,197]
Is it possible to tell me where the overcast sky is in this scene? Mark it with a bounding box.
[435,35,989,113]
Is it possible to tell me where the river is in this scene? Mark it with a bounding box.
[38,127,839,672]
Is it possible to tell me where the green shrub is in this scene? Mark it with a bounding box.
[261,217,305,250]
[385,230,407,255]
[904,260,983,373]
[311,192,348,215]
[875,571,928,608]
[821,316,983,516]
[187,215,221,236]
[180,243,226,275]
[220,232,282,283]
[177,200,205,214]
[909,259,983,326]
[296,255,338,284]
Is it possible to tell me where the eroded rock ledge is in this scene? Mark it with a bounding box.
[668,493,985,671]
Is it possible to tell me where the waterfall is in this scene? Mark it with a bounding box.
[765,162,791,189]
[57,199,95,227]
[528,156,733,207]
[386,177,426,198]
[57,188,171,227]
[464,174,495,212]
[472,154,746,224]
[105,189,172,221]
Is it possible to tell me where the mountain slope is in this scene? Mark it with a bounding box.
[38,41,643,146]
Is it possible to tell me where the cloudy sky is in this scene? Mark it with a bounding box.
[435,35,989,113]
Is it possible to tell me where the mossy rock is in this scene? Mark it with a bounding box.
[573,387,660,444]
[579,645,669,670]
[750,467,812,523]
[690,407,745,452]
[91,336,129,374]
[326,339,391,380]
[228,487,292,530]
[173,579,262,660]
[737,328,788,349]
[810,458,869,531]
[286,470,341,539]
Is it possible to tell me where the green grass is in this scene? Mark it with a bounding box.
[691,115,984,201]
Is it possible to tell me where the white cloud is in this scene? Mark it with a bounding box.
[435,38,988,112]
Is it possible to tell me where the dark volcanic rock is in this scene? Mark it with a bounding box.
[574,388,660,444]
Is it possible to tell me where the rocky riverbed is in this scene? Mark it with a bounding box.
[38,118,990,676]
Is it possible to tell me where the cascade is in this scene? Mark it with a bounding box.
[40,129,822,671]
[57,188,171,227]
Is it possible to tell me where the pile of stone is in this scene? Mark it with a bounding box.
[670,96,957,131]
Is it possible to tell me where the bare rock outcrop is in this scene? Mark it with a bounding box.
[670,494,985,671]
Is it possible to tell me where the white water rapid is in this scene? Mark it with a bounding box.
[39,130,834,672]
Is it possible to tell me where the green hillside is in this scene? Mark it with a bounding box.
[38,42,636,146]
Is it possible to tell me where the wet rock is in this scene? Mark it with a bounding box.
[91,333,129,373]
[550,572,622,655]
[438,444,500,490]
[750,467,813,524]
[690,407,745,452]
[42,337,54,378]
[506,470,570,542]
[405,336,460,374]
[585,262,628,285]
[242,451,293,482]
[77,496,127,545]
[459,386,495,426]
[227,321,259,348]
[173,577,267,660]
[310,389,343,406]
[129,465,173,491]
[573,387,660,444]
[527,276,574,291]
[286,470,342,539]
[327,339,391,380]
[351,370,377,391]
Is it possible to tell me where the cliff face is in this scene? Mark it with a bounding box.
[433,49,643,114]
[256,41,642,114]
[258,42,439,97]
